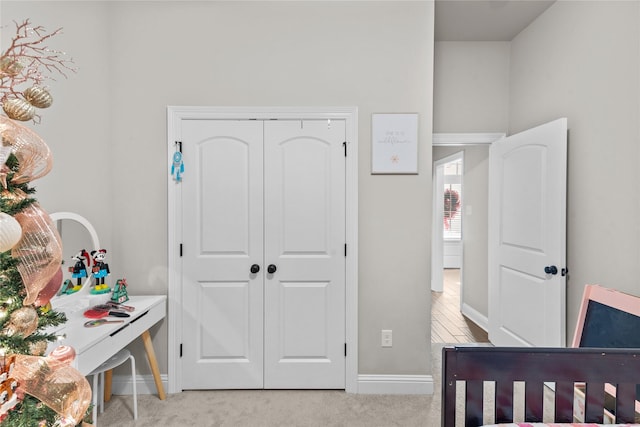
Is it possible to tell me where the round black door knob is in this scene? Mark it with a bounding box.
[267,264,277,274]
[544,265,558,275]
[250,264,260,274]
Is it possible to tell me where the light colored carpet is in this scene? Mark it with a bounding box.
[97,389,439,427]
[95,345,447,427]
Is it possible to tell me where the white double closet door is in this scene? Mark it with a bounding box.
[180,119,346,389]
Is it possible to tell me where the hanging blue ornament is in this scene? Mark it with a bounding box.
[171,150,184,182]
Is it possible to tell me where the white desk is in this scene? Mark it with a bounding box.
[56,295,167,400]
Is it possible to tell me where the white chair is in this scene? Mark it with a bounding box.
[88,348,137,426]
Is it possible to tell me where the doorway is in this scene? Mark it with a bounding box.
[166,107,359,393]
[431,133,503,344]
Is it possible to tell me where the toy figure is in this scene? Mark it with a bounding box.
[68,249,90,292]
[111,278,129,304]
[90,249,110,293]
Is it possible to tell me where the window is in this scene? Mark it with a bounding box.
[443,158,462,240]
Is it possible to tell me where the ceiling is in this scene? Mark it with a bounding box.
[435,0,556,41]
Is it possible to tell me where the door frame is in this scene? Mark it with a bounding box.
[431,133,504,331]
[431,150,465,294]
[166,106,359,393]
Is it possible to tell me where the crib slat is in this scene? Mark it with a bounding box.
[614,383,637,423]
[584,381,605,423]
[554,381,575,422]
[524,381,544,421]
[495,381,514,423]
[465,380,484,427]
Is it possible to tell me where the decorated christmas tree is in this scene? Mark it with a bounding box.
[0,19,91,426]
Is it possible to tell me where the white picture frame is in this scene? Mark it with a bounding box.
[371,113,419,174]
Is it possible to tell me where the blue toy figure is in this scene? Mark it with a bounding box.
[68,249,90,292]
[171,151,184,181]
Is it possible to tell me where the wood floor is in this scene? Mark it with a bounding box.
[431,269,490,344]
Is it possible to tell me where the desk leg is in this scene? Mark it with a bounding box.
[141,329,166,400]
[104,369,113,402]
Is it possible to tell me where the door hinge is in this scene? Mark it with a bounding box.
[344,244,347,257]
[179,244,183,257]
[343,141,347,157]
[175,141,182,153]
[180,343,183,358]
[344,343,347,357]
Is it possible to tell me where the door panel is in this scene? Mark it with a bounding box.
[196,281,251,357]
[488,118,567,347]
[280,281,329,356]
[264,120,346,388]
[199,139,253,254]
[181,120,264,389]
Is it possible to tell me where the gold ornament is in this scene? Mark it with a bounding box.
[0,57,24,77]
[28,340,48,356]
[0,190,27,206]
[2,99,35,122]
[0,212,22,252]
[24,86,53,109]
[2,306,38,337]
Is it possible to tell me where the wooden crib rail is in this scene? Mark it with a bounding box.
[442,346,640,427]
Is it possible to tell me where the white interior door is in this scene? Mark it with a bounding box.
[488,118,567,347]
[180,118,345,389]
[263,120,345,389]
[431,160,445,293]
[181,120,264,389]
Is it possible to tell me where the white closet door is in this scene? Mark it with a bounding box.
[263,120,346,389]
[180,118,346,390]
[181,120,264,389]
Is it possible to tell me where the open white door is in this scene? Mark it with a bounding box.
[431,160,445,292]
[488,118,567,347]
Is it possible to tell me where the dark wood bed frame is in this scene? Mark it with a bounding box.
[442,346,640,426]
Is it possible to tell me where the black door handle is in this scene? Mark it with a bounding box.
[544,265,558,275]
[267,264,277,274]
[250,264,260,274]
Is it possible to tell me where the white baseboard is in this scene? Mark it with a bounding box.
[357,374,434,395]
[110,374,169,396]
[111,374,434,396]
[461,302,488,332]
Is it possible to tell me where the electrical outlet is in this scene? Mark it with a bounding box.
[381,329,392,347]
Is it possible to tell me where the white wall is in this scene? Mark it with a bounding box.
[0,2,113,259]
[433,42,509,320]
[509,0,640,341]
[434,42,510,133]
[1,1,434,381]
[433,145,490,317]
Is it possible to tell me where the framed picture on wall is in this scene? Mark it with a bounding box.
[371,113,419,174]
